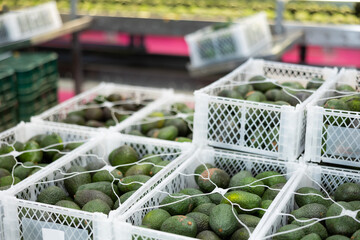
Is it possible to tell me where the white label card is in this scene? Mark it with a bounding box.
[42,228,64,240]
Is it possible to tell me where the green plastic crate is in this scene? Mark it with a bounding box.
[0,68,16,105]
[0,99,17,131]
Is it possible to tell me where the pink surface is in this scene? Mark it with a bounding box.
[145,35,189,56]
[58,90,75,103]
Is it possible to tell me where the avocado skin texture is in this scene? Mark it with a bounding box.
[326,236,350,240]
[255,171,286,187]
[351,229,360,240]
[209,204,239,238]
[194,164,215,183]
[295,187,333,208]
[197,168,230,193]
[193,203,216,216]
[74,189,114,208]
[160,215,197,238]
[291,218,328,239]
[326,201,360,237]
[237,214,261,228]
[273,224,306,240]
[230,227,254,240]
[142,209,171,230]
[334,183,360,202]
[160,193,194,215]
[37,186,67,205]
[82,199,111,214]
[221,190,262,214]
[64,166,92,196]
[186,212,210,233]
[196,230,221,240]
[290,203,328,221]
[118,175,151,193]
[109,145,139,173]
[78,181,120,202]
[180,188,211,208]
[300,233,321,240]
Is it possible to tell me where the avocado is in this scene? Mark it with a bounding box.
[55,200,81,226]
[198,168,230,193]
[324,99,350,111]
[258,200,272,217]
[92,169,123,182]
[180,188,211,207]
[55,200,80,210]
[107,93,123,102]
[141,209,171,230]
[82,199,111,214]
[175,137,192,142]
[64,165,92,196]
[221,190,262,214]
[193,203,216,216]
[326,236,350,240]
[238,214,261,228]
[94,95,107,103]
[245,91,267,102]
[255,171,286,187]
[84,108,103,121]
[295,187,332,207]
[78,181,120,202]
[229,170,253,185]
[85,120,105,128]
[229,177,265,197]
[128,130,144,137]
[160,215,197,237]
[292,218,328,239]
[334,183,360,202]
[109,145,139,173]
[67,110,85,118]
[141,154,163,164]
[115,190,136,208]
[186,212,209,233]
[28,134,46,144]
[13,162,36,180]
[209,193,224,205]
[337,84,355,93]
[40,134,64,161]
[149,160,170,176]
[164,118,189,137]
[275,89,299,106]
[194,163,215,183]
[326,201,360,236]
[234,84,254,98]
[0,175,20,187]
[74,189,114,208]
[141,112,165,134]
[146,128,160,138]
[282,81,305,90]
[0,149,16,172]
[196,230,221,240]
[160,193,194,215]
[249,75,277,92]
[125,163,152,177]
[301,233,322,240]
[37,186,67,205]
[351,229,360,240]
[209,204,239,238]
[345,99,360,112]
[306,78,324,89]
[118,175,150,193]
[172,102,191,113]
[13,141,24,152]
[265,89,282,102]
[51,149,70,162]
[218,89,244,100]
[349,201,360,210]
[291,203,328,221]
[273,224,306,240]
[64,114,86,125]
[157,126,178,140]
[230,227,254,240]
[65,142,82,151]
[262,183,285,201]
[0,168,10,178]
[105,119,116,127]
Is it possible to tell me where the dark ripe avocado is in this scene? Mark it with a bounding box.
[160,193,194,215]
[306,77,324,89]
[334,183,360,202]
[234,84,254,98]
[85,120,105,128]
[197,168,230,193]
[273,224,305,240]
[74,189,114,208]
[249,75,278,92]
[0,175,20,187]
[37,186,67,205]
[142,209,171,230]
[230,227,254,240]
[64,114,86,125]
[108,145,139,173]
[196,230,221,240]
[326,201,360,237]
[218,89,243,100]
[18,140,43,164]
[245,91,266,102]
[103,107,113,121]
[64,165,92,196]
[294,91,312,103]
[209,204,239,238]
[160,215,197,238]
[194,163,215,183]
[107,93,123,102]
[84,108,103,121]
[265,89,282,101]
[82,199,111,214]
[221,190,262,214]
[164,118,188,137]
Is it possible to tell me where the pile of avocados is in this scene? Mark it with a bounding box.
[62,93,152,128]
[138,163,287,239]
[0,133,82,190]
[274,182,360,240]
[35,145,171,216]
[128,102,194,142]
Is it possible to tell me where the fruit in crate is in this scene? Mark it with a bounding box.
[0,133,83,190]
[129,101,194,142]
[137,164,287,239]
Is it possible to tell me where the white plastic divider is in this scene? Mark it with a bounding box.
[2,132,194,240]
[256,162,360,239]
[185,12,272,68]
[194,59,338,161]
[114,147,302,240]
[116,94,194,138]
[31,82,174,132]
[305,69,360,167]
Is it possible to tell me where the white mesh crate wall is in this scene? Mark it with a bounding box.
[119,94,194,136]
[31,82,173,132]
[114,148,300,240]
[305,69,360,167]
[255,164,360,239]
[194,59,338,160]
[2,133,193,240]
[185,12,272,68]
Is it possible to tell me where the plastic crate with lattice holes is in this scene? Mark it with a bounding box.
[256,163,360,240]
[305,69,360,167]
[119,94,194,142]
[194,59,338,160]
[114,147,301,240]
[31,82,173,132]
[1,132,193,240]
[185,12,272,68]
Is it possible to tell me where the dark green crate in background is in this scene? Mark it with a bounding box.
[0,68,17,131]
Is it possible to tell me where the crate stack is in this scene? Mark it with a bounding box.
[0,68,17,131]
[0,52,59,122]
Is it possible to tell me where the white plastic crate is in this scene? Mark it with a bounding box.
[31,82,173,132]
[1,2,62,42]
[114,147,301,240]
[1,132,194,240]
[305,69,360,167]
[185,12,272,68]
[194,59,338,160]
[257,163,360,239]
[118,94,194,140]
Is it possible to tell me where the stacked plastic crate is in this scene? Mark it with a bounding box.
[0,68,17,131]
[0,52,59,122]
